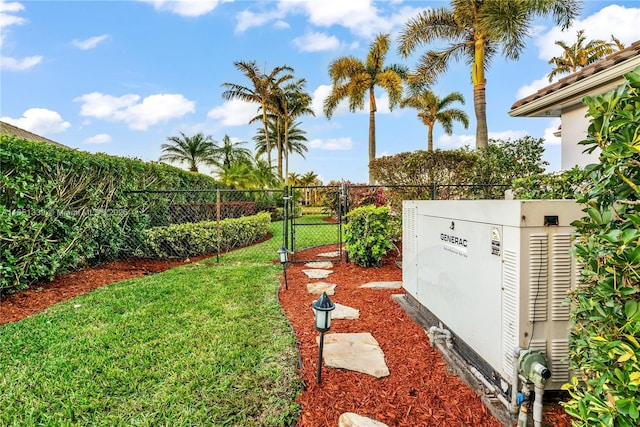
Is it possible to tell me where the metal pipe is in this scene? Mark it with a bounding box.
[427,325,453,349]
[533,385,545,427]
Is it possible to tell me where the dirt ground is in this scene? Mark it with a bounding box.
[0,245,572,427]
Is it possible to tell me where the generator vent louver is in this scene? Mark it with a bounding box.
[550,339,570,382]
[529,234,549,322]
[552,234,573,321]
[403,205,417,255]
[502,249,518,379]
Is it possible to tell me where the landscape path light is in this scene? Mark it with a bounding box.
[277,245,289,290]
[312,291,335,384]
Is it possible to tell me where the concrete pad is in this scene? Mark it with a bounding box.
[318,251,340,258]
[318,332,390,378]
[332,303,359,320]
[304,261,334,269]
[360,281,403,289]
[302,269,333,279]
[307,282,336,295]
[338,412,389,427]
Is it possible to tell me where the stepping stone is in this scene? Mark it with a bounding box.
[318,332,390,378]
[318,251,340,258]
[304,261,333,269]
[339,412,389,427]
[332,303,359,320]
[307,282,336,295]
[360,281,403,290]
[302,269,333,279]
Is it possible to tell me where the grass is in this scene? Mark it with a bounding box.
[0,218,324,427]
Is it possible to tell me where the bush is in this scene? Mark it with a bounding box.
[0,136,220,294]
[561,66,640,426]
[344,205,393,267]
[138,212,271,259]
[511,166,587,200]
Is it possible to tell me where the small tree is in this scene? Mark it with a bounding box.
[345,205,393,267]
[561,66,640,426]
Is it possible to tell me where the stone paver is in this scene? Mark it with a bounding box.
[318,332,390,378]
[338,412,389,427]
[317,251,340,258]
[302,269,333,279]
[307,282,336,295]
[304,261,333,269]
[359,281,403,289]
[332,303,359,320]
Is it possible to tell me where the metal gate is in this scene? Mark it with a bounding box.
[284,184,346,263]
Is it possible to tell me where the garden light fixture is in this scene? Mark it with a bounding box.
[277,245,289,290]
[312,291,335,383]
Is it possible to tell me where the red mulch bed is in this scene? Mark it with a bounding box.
[0,242,573,427]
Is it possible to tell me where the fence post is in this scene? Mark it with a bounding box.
[431,181,438,200]
[216,188,221,263]
[283,186,289,251]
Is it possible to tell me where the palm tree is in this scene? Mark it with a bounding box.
[398,0,579,149]
[221,61,293,166]
[159,132,217,173]
[273,78,315,181]
[210,135,253,171]
[547,30,620,81]
[253,118,309,179]
[323,33,407,184]
[217,162,255,190]
[400,87,469,152]
[252,158,281,189]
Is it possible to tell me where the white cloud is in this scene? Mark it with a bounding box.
[489,130,528,141]
[236,0,427,38]
[72,34,109,50]
[534,4,640,61]
[207,99,257,126]
[435,133,475,149]
[0,1,43,70]
[309,137,353,150]
[311,85,332,116]
[137,0,223,17]
[292,31,340,52]
[75,92,195,130]
[1,55,42,70]
[515,74,557,100]
[1,108,71,135]
[542,118,562,145]
[83,133,111,144]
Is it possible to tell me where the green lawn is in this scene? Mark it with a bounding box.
[0,219,311,426]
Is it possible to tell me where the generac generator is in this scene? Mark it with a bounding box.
[402,200,584,391]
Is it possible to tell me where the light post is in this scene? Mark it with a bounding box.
[312,292,335,384]
[277,245,289,290]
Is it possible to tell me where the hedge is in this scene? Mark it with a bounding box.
[138,212,271,259]
[0,136,220,294]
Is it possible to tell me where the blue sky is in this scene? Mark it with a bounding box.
[2,0,639,184]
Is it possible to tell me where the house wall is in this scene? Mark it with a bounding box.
[560,106,598,170]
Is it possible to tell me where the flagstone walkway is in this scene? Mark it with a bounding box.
[302,256,395,427]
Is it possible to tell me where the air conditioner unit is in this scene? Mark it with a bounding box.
[402,200,583,391]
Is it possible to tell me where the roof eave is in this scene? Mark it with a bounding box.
[509,57,640,118]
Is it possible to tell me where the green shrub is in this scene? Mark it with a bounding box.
[139,212,271,259]
[561,66,640,426]
[512,166,587,200]
[344,205,393,267]
[0,136,219,293]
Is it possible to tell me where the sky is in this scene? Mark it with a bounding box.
[2,0,640,184]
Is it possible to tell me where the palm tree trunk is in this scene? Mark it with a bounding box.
[276,119,283,179]
[428,125,434,152]
[262,107,272,166]
[368,87,377,184]
[284,120,290,183]
[473,36,488,149]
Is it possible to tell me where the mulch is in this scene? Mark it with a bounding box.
[0,242,573,426]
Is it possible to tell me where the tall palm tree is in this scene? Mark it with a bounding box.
[221,61,293,166]
[323,33,408,184]
[159,132,217,173]
[273,78,315,181]
[400,87,469,152]
[398,0,579,149]
[253,118,309,179]
[547,30,620,81]
[210,135,253,171]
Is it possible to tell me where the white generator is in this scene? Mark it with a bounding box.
[402,200,583,391]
